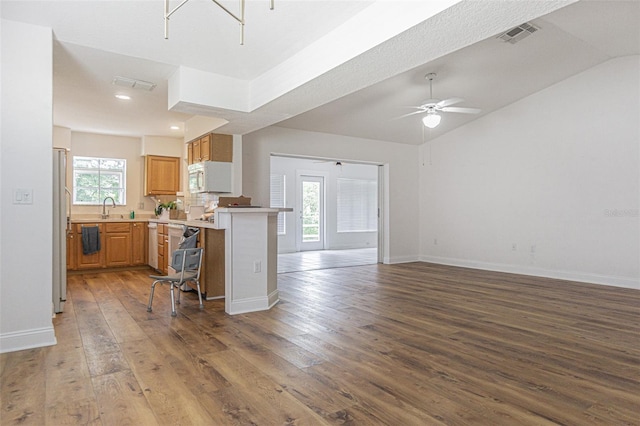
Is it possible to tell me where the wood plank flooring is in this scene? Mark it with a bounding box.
[278,249,378,273]
[1,262,639,425]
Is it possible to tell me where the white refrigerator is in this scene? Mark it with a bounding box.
[53,148,69,313]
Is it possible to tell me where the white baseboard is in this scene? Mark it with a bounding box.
[227,290,280,315]
[268,289,280,308]
[0,326,57,354]
[385,255,421,265]
[420,255,640,290]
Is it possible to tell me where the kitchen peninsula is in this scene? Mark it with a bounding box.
[162,207,281,315]
[213,207,280,315]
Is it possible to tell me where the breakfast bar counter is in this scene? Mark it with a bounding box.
[213,207,280,315]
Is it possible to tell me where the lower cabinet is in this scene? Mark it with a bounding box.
[157,223,168,275]
[69,221,147,270]
[131,222,147,265]
[67,221,224,298]
[201,228,225,298]
[105,223,131,267]
[66,231,77,270]
[75,223,105,269]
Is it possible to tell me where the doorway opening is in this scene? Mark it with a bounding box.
[270,155,383,273]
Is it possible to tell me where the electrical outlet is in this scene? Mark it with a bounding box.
[253,261,261,273]
[434,238,438,245]
[530,245,536,253]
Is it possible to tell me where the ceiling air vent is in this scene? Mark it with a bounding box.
[497,22,539,44]
[112,76,156,91]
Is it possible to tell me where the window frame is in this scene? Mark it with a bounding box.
[72,156,127,206]
[336,177,377,233]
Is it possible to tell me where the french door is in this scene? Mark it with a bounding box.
[298,175,324,251]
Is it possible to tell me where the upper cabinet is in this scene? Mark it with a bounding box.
[187,133,232,165]
[144,155,180,196]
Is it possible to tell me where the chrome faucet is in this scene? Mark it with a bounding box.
[102,196,116,219]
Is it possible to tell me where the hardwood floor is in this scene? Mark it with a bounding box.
[278,248,378,273]
[2,263,639,425]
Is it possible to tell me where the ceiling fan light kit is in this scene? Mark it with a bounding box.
[164,0,275,45]
[398,72,481,129]
[422,112,441,129]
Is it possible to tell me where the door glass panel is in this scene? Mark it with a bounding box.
[302,181,320,242]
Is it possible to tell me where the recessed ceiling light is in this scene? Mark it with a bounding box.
[115,94,131,100]
[170,125,180,130]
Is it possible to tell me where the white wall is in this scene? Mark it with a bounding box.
[0,20,57,352]
[242,127,420,263]
[420,56,640,289]
[141,135,183,157]
[271,156,378,253]
[53,126,71,150]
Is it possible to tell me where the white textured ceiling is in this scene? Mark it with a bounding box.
[2,0,638,143]
[276,0,640,144]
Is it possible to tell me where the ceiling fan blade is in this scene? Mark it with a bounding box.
[419,99,440,107]
[440,106,481,114]
[394,109,427,120]
[436,97,464,108]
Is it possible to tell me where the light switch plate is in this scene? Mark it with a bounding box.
[14,188,33,204]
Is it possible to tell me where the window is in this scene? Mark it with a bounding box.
[73,156,126,205]
[270,173,286,235]
[337,178,377,232]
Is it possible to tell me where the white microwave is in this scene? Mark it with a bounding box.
[188,161,232,193]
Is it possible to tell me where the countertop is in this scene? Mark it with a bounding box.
[149,217,218,230]
[71,217,151,223]
[71,208,290,230]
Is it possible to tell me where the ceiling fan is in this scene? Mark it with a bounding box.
[400,73,481,128]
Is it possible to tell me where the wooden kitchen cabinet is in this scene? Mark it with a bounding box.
[144,155,180,196]
[201,228,225,298]
[208,133,233,162]
[69,221,148,271]
[157,223,168,275]
[75,223,105,269]
[66,231,77,270]
[131,222,147,265]
[186,133,232,164]
[105,222,131,267]
[192,139,201,163]
[199,135,210,161]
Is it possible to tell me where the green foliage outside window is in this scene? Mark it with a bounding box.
[73,156,126,205]
[302,181,320,241]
